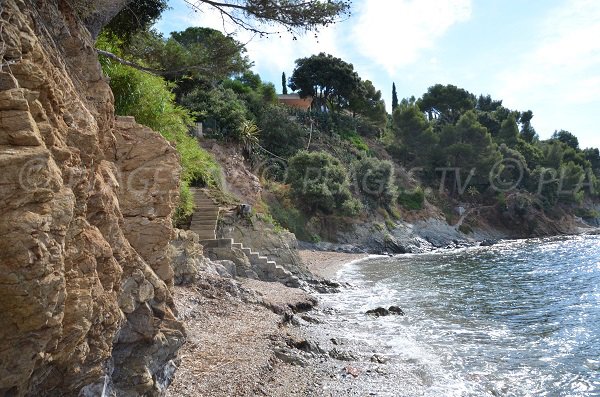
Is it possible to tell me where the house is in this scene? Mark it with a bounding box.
[277,94,312,111]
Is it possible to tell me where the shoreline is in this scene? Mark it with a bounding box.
[298,249,370,279]
[168,233,600,396]
[167,250,375,396]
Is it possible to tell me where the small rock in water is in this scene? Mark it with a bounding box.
[366,306,405,317]
[388,306,405,316]
[366,307,389,317]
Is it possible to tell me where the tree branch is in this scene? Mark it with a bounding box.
[97,49,212,76]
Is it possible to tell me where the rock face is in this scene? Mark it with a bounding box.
[0,1,184,396]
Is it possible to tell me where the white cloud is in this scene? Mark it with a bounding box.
[351,0,472,74]
[495,0,600,145]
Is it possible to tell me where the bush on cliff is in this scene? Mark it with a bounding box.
[99,47,222,224]
[287,151,361,215]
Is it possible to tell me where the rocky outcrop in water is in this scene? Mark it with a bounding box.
[0,1,183,395]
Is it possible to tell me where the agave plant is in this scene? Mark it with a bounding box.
[239,120,260,156]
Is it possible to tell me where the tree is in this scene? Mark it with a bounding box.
[282,72,288,94]
[353,157,396,205]
[551,130,580,150]
[519,110,538,143]
[584,148,600,175]
[121,27,251,91]
[180,86,248,139]
[104,0,168,42]
[392,83,399,111]
[349,80,387,128]
[257,105,307,158]
[496,115,519,147]
[99,0,351,73]
[476,94,503,112]
[439,111,501,190]
[287,151,361,215]
[392,102,438,165]
[174,0,351,37]
[417,84,476,125]
[289,52,362,112]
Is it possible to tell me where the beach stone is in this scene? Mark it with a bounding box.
[366,307,390,317]
[329,348,357,361]
[388,306,405,315]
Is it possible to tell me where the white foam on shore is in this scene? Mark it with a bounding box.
[335,254,388,279]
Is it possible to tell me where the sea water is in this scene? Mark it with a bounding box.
[317,234,600,396]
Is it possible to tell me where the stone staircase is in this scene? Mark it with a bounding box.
[189,188,219,240]
[189,188,299,287]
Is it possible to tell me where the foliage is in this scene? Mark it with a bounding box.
[122,27,251,91]
[392,82,399,111]
[184,0,352,36]
[256,105,308,158]
[417,84,476,125]
[519,110,538,143]
[239,120,260,155]
[349,80,387,128]
[391,101,438,165]
[281,72,288,94]
[104,0,168,42]
[354,157,396,205]
[100,54,222,224]
[398,187,425,210]
[287,150,361,215]
[181,86,248,139]
[551,129,580,150]
[439,110,501,188]
[289,52,361,112]
[340,130,369,152]
[496,115,520,147]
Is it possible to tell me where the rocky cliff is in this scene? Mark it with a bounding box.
[0,1,184,395]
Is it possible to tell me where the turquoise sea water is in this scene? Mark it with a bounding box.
[318,234,600,396]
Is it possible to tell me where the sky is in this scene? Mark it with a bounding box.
[155,0,600,149]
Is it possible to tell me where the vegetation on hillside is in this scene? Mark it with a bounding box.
[98,2,600,238]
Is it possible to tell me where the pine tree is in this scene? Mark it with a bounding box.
[392,82,399,111]
[282,72,288,95]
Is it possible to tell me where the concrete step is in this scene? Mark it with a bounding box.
[232,242,243,250]
[201,238,233,248]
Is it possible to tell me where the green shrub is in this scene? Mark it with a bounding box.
[574,207,600,219]
[287,150,361,215]
[354,157,395,205]
[398,187,425,210]
[99,53,222,224]
[340,129,369,151]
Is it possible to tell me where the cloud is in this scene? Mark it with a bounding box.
[351,0,472,74]
[494,0,600,144]
[498,0,600,104]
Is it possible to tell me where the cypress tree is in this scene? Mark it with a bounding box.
[392,82,399,111]
[282,72,288,94]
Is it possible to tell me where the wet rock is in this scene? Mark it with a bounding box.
[366,306,405,317]
[388,306,405,316]
[291,339,326,355]
[370,354,389,364]
[329,348,358,361]
[480,239,498,247]
[366,307,389,317]
[300,314,322,324]
[274,348,309,367]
